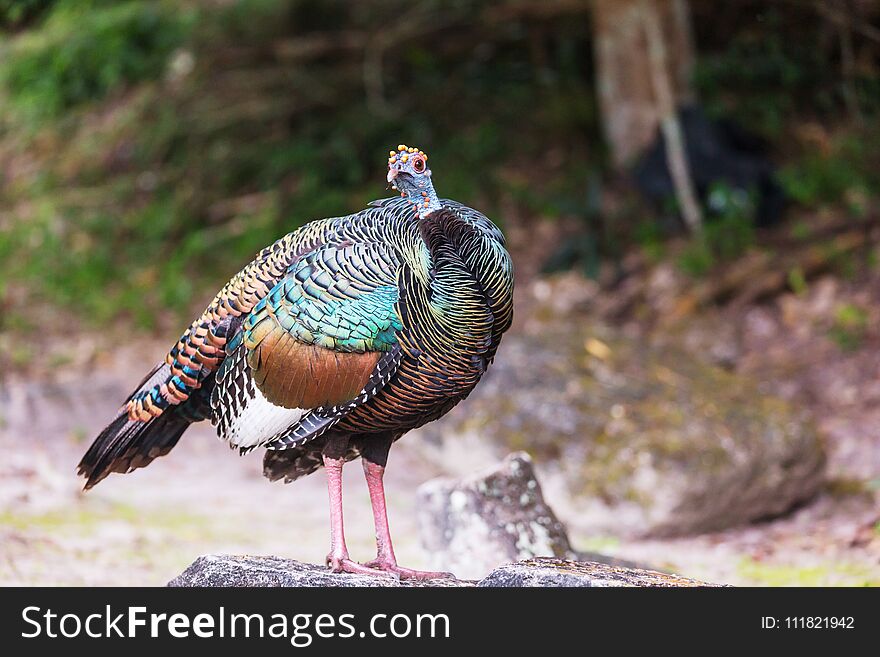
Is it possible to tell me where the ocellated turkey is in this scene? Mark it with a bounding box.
[78,145,515,579]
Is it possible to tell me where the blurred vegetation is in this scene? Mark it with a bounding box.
[694,6,879,139]
[779,134,880,212]
[686,1,880,275]
[0,0,194,123]
[829,302,870,352]
[1,0,600,332]
[0,0,878,335]
[675,182,759,277]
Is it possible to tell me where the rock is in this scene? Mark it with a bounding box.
[479,557,725,587]
[417,452,648,578]
[168,554,474,587]
[414,325,826,538]
[168,555,724,587]
[418,452,608,579]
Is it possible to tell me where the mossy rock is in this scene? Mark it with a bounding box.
[416,325,826,538]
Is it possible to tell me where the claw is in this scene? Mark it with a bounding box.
[363,559,455,580]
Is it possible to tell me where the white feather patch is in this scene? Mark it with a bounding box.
[225,386,305,448]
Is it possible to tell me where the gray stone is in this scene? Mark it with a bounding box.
[168,554,474,587]
[168,555,724,587]
[415,327,826,538]
[417,452,575,579]
[479,557,726,587]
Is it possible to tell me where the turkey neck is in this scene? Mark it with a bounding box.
[413,208,498,359]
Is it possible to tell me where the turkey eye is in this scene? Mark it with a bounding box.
[412,157,425,173]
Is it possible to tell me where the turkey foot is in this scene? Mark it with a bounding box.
[362,559,455,580]
[326,552,393,577]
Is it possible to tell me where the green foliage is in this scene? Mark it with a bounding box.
[787,267,807,296]
[677,238,714,278]
[2,0,879,336]
[1,0,605,331]
[737,556,879,587]
[0,0,56,28]
[780,152,854,207]
[635,219,666,262]
[779,131,880,210]
[677,181,757,277]
[1,187,287,330]
[704,182,757,259]
[693,8,875,138]
[829,303,869,352]
[0,0,194,124]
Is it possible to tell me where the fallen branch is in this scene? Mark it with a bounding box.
[273,31,367,61]
[728,229,870,308]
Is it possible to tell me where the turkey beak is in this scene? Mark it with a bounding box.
[386,167,398,190]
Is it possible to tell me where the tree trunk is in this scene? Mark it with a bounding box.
[592,0,696,168]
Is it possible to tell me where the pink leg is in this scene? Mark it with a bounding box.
[362,459,455,580]
[323,454,385,576]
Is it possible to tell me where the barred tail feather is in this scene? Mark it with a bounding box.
[77,362,196,489]
[262,444,331,483]
[77,411,190,489]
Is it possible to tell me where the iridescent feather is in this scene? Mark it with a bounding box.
[78,194,513,488]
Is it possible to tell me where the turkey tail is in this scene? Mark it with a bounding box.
[262,445,328,483]
[77,362,198,489]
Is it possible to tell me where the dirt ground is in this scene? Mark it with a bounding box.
[0,419,444,586]
[1,345,877,587]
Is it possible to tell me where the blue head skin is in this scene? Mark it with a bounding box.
[387,144,442,219]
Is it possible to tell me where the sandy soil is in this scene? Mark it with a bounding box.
[1,360,877,587]
[0,421,446,586]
